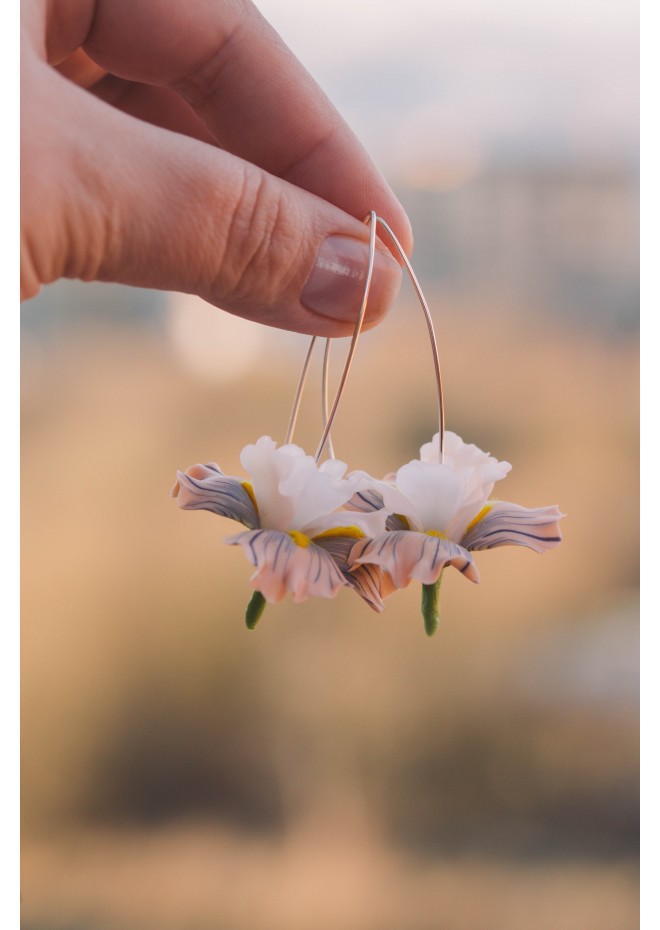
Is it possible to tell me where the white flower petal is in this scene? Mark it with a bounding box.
[281,463,353,530]
[413,432,513,538]
[461,502,564,553]
[395,461,462,534]
[305,506,389,539]
[239,436,299,531]
[420,431,509,475]
[173,464,259,528]
[240,436,358,532]
[318,457,350,481]
[228,529,347,603]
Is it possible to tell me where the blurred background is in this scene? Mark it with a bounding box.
[21,1,639,928]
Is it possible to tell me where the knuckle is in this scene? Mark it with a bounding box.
[215,165,299,304]
[170,9,251,107]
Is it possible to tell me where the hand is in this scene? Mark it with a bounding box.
[21,0,412,335]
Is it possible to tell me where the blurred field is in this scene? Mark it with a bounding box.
[21,282,638,929]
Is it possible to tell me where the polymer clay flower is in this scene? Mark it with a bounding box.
[171,214,565,637]
[348,431,563,633]
[172,436,389,624]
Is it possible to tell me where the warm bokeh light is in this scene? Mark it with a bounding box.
[166,293,268,384]
[21,301,638,929]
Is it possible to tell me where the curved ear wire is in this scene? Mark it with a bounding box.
[316,213,446,464]
[322,338,336,459]
[284,335,317,446]
[373,216,446,463]
[314,211,378,461]
[284,335,335,458]
[286,212,446,464]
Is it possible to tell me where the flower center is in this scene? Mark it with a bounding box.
[464,503,493,534]
[313,526,366,541]
[241,481,259,513]
[288,530,312,547]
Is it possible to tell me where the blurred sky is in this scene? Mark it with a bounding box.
[255,0,638,175]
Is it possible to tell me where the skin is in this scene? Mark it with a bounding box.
[21,0,413,335]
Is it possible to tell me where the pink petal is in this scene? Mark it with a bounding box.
[461,502,564,553]
[173,465,259,528]
[228,529,348,603]
[344,564,386,613]
[352,531,479,588]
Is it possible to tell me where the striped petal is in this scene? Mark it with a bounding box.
[461,502,564,553]
[352,531,479,589]
[344,487,386,515]
[173,464,259,529]
[345,486,414,532]
[227,529,348,604]
[344,564,388,612]
[312,532,386,612]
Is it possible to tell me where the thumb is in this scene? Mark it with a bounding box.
[23,68,403,337]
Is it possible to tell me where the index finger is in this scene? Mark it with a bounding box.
[81,0,413,254]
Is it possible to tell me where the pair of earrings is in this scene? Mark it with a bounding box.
[173,213,563,635]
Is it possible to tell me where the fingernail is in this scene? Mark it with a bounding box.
[301,235,401,322]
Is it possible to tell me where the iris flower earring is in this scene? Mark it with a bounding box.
[173,213,563,635]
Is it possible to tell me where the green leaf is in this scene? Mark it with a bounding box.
[245,590,267,630]
[421,577,442,637]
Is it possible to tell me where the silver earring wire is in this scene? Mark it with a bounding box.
[288,213,445,463]
[322,339,336,459]
[315,213,446,463]
[314,211,378,461]
[284,334,336,456]
[284,335,317,445]
[374,216,445,462]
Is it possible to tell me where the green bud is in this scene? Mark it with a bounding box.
[421,576,442,637]
[245,590,267,630]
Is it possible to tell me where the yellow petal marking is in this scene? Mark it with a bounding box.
[241,481,259,514]
[288,530,312,547]
[464,503,493,534]
[313,525,366,541]
[427,528,448,539]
